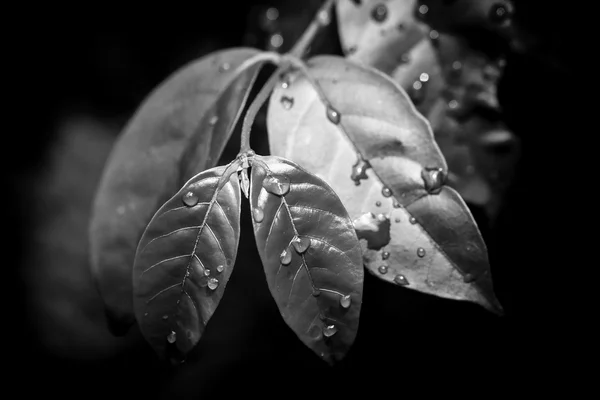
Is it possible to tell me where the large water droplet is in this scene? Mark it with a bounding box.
[253,208,264,223]
[207,277,219,290]
[378,265,388,274]
[371,3,388,23]
[292,236,311,253]
[309,325,323,340]
[263,174,291,196]
[409,216,417,224]
[326,106,341,125]
[281,96,294,110]
[394,274,409,286]
[219,62,231,72]
[382,251,390,260]
[167,331,177,343]
[182,191,198,207]
[382,187,392,197]
[422,167,446,194]
[340,295,351,309]
[417,248,426,257]
[323,325,338,337]
[317,9,331,25]
[351,158,370,185]
[280,247,292,265]
[216,265,224,273]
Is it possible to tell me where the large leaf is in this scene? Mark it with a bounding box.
[89,48,264,333]
[266,56,502,313]
[132,164,241,360]
[248,155,363,364]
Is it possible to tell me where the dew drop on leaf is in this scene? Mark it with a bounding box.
[182,191,199,207]
[376,213,387,222]
[448,99,459,109]
[382,251,390,260]
[371,3,388,23]
[207,277,219,290]
[312,288,321,297]
[309,325,323,340]
[340,295,352,309]
[326,105,341,125]
[409,216,417,224]
[418,4,429,17]
[394,274,409,286]
[381,187,392,197]
[292,236,311,253]
[262,174,291,196]
[375,201,382,207]
[219,62,231,72]
[324,325,338,337]
[419,73,429,82]
[167,331,177,343]
[378,265,388,274]
[421,167,446,194]
[253,207,264,223]
[351,158,370,185]
[204,269,211,276]
[429,30,439,41]
[280,247,292,265]
[417,247,426,257]
[395,217,401,223]
[209,115,219,126]
[216,265,224,273]
[281,96,295,110]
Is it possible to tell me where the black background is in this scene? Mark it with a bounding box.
[8,1,577,397]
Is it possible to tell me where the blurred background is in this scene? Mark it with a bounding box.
[9,0,574,398]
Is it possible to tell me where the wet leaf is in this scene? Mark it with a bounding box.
[132,163,241,360]
[89,48,265,334]
[248,155,363,364]
[267,56,502,313]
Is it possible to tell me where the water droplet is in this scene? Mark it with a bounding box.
[378,265,388,274]
[351,158,370,185]
[409,216,417,224]
[413,81,423,90]
[323,325,338,337]
[253,207,264,223]
[393,200,401,208]
[340,295,351,308]
[382,187,392,197]
[209,115,218,126]
[204,269,211,276]
[452,61,462,70]
[429,30,439,41]
[266,7,279,21]
[162,315,169,320]
[395,217,401,223]
[312,288,321,297]
[371,3,388,22]
[382,251,390,260]
[216,265,224,273]
[167,331,177,343]
[182,191,198,207]
[419,73,429,82]
[376,213,387,222]
[326,106,341,124]
[281,96,294,110]
[269,33,284,49]
[394,274,409,286]
[317,9,331,25]
[448,99,459,109]
[263,174,291,196]
[219,62,231,72]
[421,167,446,194]
[375,201,382,207]
[292,236,311,253]
[280,74,290,89]
[280,247,292,265]
[309,325,323,340]
[418,4,429,16]
[489,3,511,24]
[417,248,426,257]
[207,277,219,290]
[463,273,475,283]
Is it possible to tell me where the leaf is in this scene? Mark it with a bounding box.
[132,163,241,360]
[248,155,364,364]
[89,48,265,334]
[266,55,502,314]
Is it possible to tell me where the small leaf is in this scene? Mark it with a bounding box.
[133,163,241,360]
[266,56,501,313]
[89,48,265,333]
[249,155,364,364]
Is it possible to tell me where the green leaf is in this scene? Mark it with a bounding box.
[89,48,265,334]
[132,163,241,360]
[266,55,502,314]
[248,155,364,364]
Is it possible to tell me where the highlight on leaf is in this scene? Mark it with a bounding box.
[89,48,269,334]
[248,155,364,364]
[266,55,502,314]
[132,163,241,360]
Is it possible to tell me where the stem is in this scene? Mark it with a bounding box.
[289,0,336,58]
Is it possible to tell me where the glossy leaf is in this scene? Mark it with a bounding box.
[89,48,264,333]
[266,55,502,313]
[132,164,241,360]
[248,155,363,364]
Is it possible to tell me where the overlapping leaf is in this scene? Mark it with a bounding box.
[248,155,363,364]
[133,164,241,359]
[266,56,502,313]
[89,48,265,333]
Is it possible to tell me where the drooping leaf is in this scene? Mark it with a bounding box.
[89,48,265,334]
[266,55,502,313]
[248,155,363,364]
[132,163,241,360]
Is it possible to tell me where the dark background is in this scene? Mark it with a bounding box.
[9,1,575,397]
